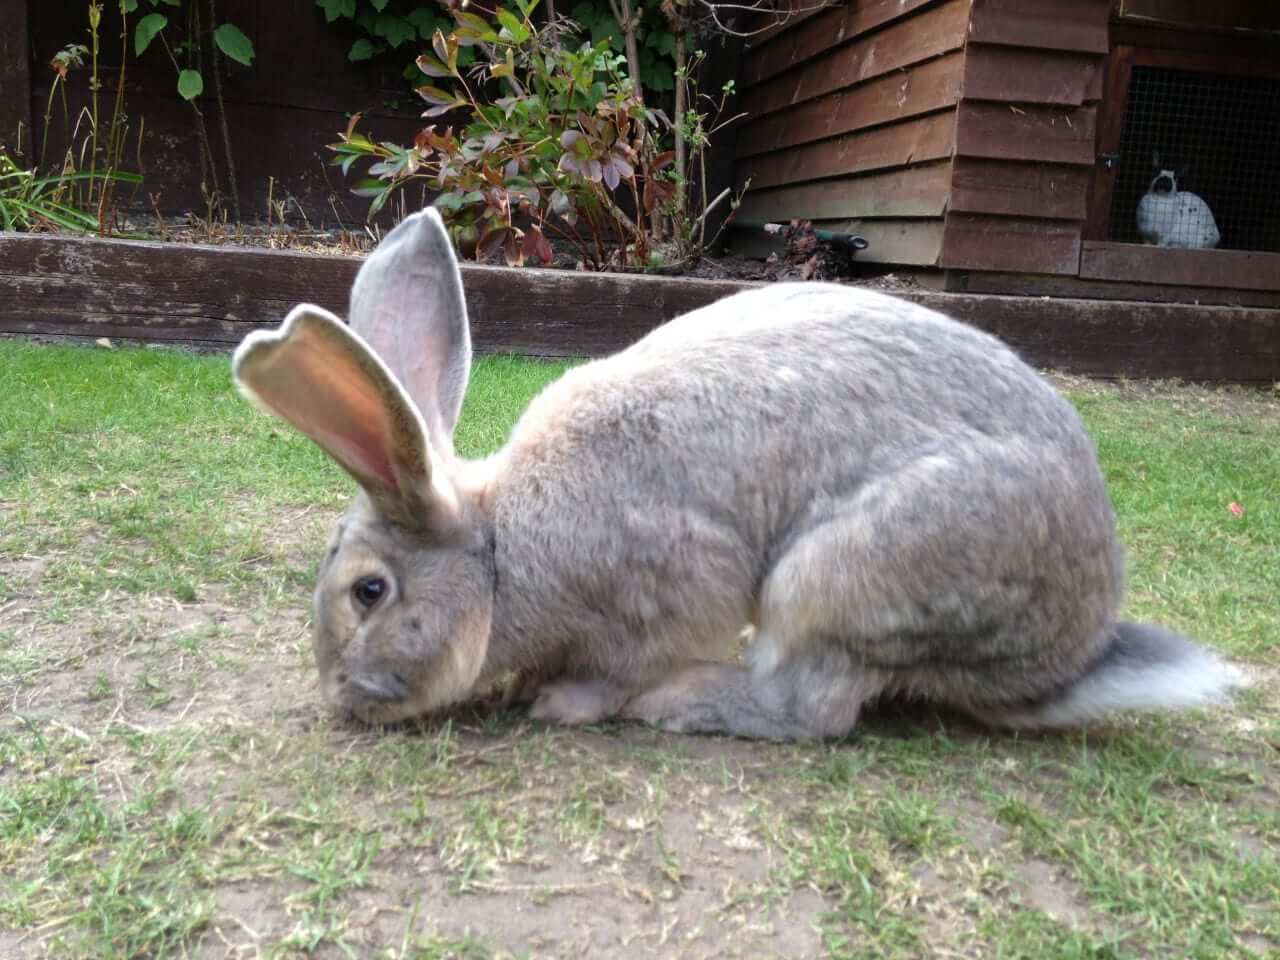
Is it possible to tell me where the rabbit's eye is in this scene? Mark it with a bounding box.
[352,576,387,610]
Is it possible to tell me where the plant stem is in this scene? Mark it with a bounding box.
[160,31,220,203]
[88,4,101,203]
[208,0,241,222]
[673,27,687,235]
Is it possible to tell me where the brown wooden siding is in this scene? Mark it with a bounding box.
[0,0,31,157]
[22,0,428,220]
[733,0,969,266]
[939,0,1111,275]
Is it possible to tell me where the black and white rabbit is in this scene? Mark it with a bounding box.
[1137,152,1220,249]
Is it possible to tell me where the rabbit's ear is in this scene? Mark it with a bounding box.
[348,207,471,459]
[233,305,454,530]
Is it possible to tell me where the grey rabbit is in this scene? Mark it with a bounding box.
[232,209,1242,739]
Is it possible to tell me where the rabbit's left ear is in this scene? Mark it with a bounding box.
[348,207,472,460]
[232,305,454,531]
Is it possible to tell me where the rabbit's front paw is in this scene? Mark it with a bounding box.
[527,679,629,727]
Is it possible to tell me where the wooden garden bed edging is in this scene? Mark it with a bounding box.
[1,231,1277,383]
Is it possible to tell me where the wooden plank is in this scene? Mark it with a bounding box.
[1080,242,1280,293]
[736,112,956,191]
[907,291,1280,383]
[946,270,1280,309]
[741,1,969,119]
[950,159,1091,220]
[0,233,748,357]
[962,45,1104,107]
[1084,45,1135,242]
[735,162,952,223]
[0,0,31,158]
[730,219,946,266]
[735,52,964,159]
[1131,46,1280,82]
[1109,22,1280,60]
[740,0,940,90]
[1117,0,1280,34]
[955,102,1096,166]
[4,232,1278,382]
[941,214,1083,274]
[744,0,834,48]
[968,0,1111,54]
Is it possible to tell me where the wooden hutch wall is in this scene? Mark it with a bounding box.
[732,0,1280,304]
[731,0,969,265]
[939,0,1109,276]
[731,0,1110,271]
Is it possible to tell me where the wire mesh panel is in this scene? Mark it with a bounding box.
[1107,65,1280,252]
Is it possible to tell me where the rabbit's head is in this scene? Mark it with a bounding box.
[1148,151,1182,195]
[233,209,494,724]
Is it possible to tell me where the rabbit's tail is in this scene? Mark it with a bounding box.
[997,622,1246,729]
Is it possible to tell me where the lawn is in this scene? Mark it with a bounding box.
[1,340,1277,959]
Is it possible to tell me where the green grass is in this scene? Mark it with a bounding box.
[0,342,1277,958]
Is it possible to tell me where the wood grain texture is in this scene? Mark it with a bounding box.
[740,0,968,119]
[735,52,964,159]
[950,159,1091,221]
[968,0,1111,54]
[1085,45,1135,242]
[5,232,1277,382]
[0,233,747,356]
[740,0,940,89]
[962,45,1104,106]
[908,290,1280,383]
[954,102,1097,166]
[946,270,1280,309]
[735,162,952,223]
[736,112,956,190]
[940,214,1083,275]
[743,0,832,48]
[1080,242,1280,293]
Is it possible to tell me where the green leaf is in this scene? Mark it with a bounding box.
[177,69,203,100]
[495,8,530,43]
[453,10,498,44]
[406,8,445,38]
[374,14,416,48]
[133,13,167,56]
[370,0,389,10]
[316,0,356,22]
[348,38,376,61]
[213,24,255,66]
[121,0,139,13]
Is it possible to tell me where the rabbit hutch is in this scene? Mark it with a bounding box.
[731,0,1280,306]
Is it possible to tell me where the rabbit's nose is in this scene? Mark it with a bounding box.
[349,670,409,703]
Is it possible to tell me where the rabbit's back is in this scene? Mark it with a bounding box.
[488,284,1121,690]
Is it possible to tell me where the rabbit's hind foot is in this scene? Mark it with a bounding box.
[621,660,878,741]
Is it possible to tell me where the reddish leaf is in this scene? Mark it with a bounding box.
[650,150,675,172]
[478,225,508,261]
[503,230,523,267]
[1228,501,1245,518]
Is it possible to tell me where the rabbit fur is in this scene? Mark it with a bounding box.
[233,209,1242,740]
[1137,162,1220,249]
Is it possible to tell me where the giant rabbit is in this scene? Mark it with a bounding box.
[233,209,1241,739]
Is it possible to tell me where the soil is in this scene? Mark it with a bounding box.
[92,214,931,292]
